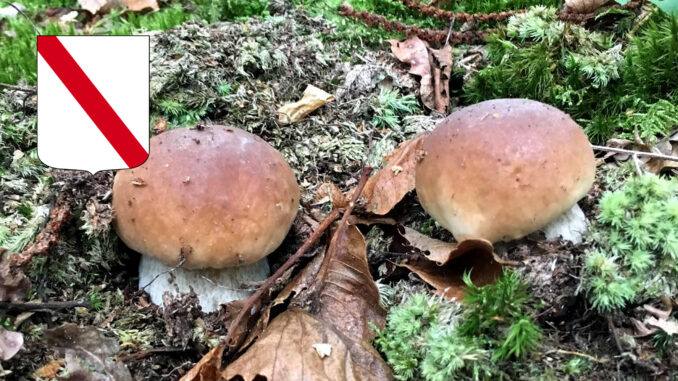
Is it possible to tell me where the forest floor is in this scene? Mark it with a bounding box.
[0,0,677,380]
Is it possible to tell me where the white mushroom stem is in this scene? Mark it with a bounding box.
[543,203,588,244]
[139,256,270,313]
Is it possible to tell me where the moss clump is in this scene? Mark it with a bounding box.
[375,270,542,381]
[581,174,678,312]
[464,7,678,143]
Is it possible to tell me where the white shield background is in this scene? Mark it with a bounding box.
[38,35,149,174]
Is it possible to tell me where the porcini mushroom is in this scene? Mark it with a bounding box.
[415,98,595,243]
[112,126,300,312]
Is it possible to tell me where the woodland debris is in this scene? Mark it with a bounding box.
[0,250,30,303]
[358,134,427,215]
[564,0,610,14]
[390,36,452,112]
[401,248,503,301]
[0,327,23,361]
[224,224,392,380]
[277,84,335,124]
[396,225,493,265]
[77,0,158,15]
[45,323,133,381]
[9,196,71,269]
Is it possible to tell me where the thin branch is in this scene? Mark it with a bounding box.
[118,346,187,362]
[222,167,373,352]
[591,144,678,162]
[0,300,91,312]
[545,349,609,363]
[0,83,36,93]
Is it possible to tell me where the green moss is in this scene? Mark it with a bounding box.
[375,271,542,381]
[581,174,678,312]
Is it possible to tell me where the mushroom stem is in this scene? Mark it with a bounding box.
[139,256,270,313]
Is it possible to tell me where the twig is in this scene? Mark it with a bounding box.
[221,167,373,352]
[591,144,678,162]
[632,154,644,176]
[118,346,186,362]
[10,196,71,269]
[139,257,186,291]
[392,0,523,23]
[0,82,36,93]
[0,300,91,312]
[545,349,609,363]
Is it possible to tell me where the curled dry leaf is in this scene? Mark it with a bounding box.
[277,84,335,124]
[359,134,427,215]
[0,249,30,303]
[390,36,452,112]
[316,182,348,209]
[78,0,159,14]
[394,229,501,300]
[564,0,610,13]
[224,225,392,380]
[45,323,132,381]
[0,327,23,361]
[396,225,493,265]
[179,344,223,381]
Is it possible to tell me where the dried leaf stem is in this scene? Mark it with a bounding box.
[222,167,372,351]
[0,300,91,312]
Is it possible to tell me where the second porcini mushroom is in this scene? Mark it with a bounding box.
[415,98,595,243]
[112,126,300,312]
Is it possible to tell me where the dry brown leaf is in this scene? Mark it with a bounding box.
[565,0,610,13]
[33,359,66,379]
[0,250,30,303]
[78,0,158,15]
[179,344,223,381]
[0,327,23,361]
[603,134,678,174]
[402,246,502,301]
[315,182,348,209]
[45,323,132,381]
[153,117,167,135]
[390,36,451,112]
[224,225,392,380]
[277,85,335,124]
[397,226,493,265]
[428,43,452,113]
[359,134,427,215]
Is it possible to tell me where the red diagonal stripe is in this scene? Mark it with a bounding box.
[38,36,148,168]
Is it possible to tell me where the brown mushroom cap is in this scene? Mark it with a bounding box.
[112,126,300,269]
[415,99,595,243]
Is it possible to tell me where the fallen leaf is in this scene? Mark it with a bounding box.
[45,323,133,381]
[179,344,223,381]
[224,225,392,380]
[153,117,167,134]
[0,327,23,361]
[428,43,452,113]
[645,316,678,336]
[396,225,493,265]
[315,182,348,209]
[603,133,678,174]
[358,134,427,215]
[0,249,30,303]
[277,85,335,124]
[390,36,452,112]
[78,0,158,15]
[402,245,502,301]
[33,359,66,379]
[565,0,610,13]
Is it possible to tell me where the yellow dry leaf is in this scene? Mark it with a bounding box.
[277,85,334,124]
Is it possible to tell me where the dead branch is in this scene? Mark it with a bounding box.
[391,0,523,23]
[10,196,71,269]
[0,83,36,93]
[545,349,609,363]
[118,347,187,362]
[221,167,373,353]
[0,300,91,312]
[339,3,493,44]
[592,144,678,162]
